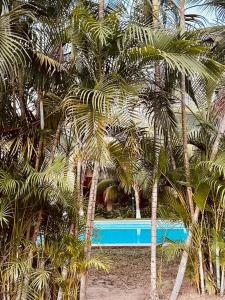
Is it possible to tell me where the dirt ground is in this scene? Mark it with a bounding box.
[87,248,221,300]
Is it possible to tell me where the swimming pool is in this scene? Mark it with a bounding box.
[92,219,188,246]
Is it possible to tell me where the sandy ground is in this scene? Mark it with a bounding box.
[87,248,221,300]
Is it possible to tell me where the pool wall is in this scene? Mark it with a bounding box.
[92,219,188,247]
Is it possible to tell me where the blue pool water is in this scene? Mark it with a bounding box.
[92,220,188,246]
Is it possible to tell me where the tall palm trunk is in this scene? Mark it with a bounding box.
[133,183,141,219]
[151,126,160,300]
[220,266,225,297]
[38,90,45,130]
[80,161,87,217]
[180,73,194,216]
[80,2,103,298]
[98,0,104,20]
[169,2,195,299]
[216,242,221,290]
[57,266,68,300]
[152,0,159,26]
[79,161,100,300]
[150,2,160,299]
[178,0,194,217]
[151,177,159,299]
[170,208,199,300]
[76,159,83,217]
[198,248,205,295]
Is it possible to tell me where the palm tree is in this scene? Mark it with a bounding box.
[0,5,33,82]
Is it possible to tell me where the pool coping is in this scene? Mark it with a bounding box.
[94,219,186,229]
[92,243,151,247]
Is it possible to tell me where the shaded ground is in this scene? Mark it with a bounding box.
[87,248,220,300]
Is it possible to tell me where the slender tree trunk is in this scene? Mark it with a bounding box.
[169,2,194,299]
[150,2,160,298]
[76,159,83,217]
[216,243,221,290]
[209,249,214,275]
[57,266,68,300]
[133,183,141,219]
[98,0,104,20]
[12,76,17,116]
[35,137,43,171]
[179,0,194,217]
[170,207,199,300]
[180,73,194,216]
[38,90,45,130]
[151,175,159,300]
[150,121,160,300]
[220,266,225,297]
[198,248,205,295]
[80,162,87,217]
[152,0,159,26]
[79,161,99,300]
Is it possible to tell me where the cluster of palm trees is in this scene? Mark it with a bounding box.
[1,0,225,299]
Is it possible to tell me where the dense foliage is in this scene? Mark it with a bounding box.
[1,0,225,299]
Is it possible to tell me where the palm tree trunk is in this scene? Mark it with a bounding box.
[198,248,205,295]
[151,2,160,299]
[98,0,104,20]
[216,242,221,290]
[57,267,68,300]
[151,175,159,300]
[133,183,141,219]
[220,266,225,297]
[152,0,159,26]
[80,162,87,217]
[170,207,199,300]
[76,159,83,217]
[179,0,194,217]
[180,72,194,216]
[35,137,43,171]
[169,2,195,299]
[79,161,100,300]
[38,90,45,130]
[170,230,192,300]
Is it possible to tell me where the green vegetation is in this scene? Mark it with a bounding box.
[1,0,225,299]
